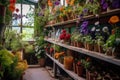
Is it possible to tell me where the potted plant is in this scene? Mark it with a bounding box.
[84,35,94,51]
[83,0,100,15]
[104,34,115,56]
[35,36,46,67]
[76,60,84,76]
[96,36,105,53]
[74,33,84,48]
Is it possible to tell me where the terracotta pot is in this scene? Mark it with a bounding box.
[38,58,46,67]
[87,71,95,80]
[87,44,94,51]
[98,45,104,53]
[112,46,120,59]
[84,42,87,49]
[64,56,73,70]
[105,47,112,56]
[77,42,83,48]
[73,62,77,73]
[71,41,74,46]
[94,44,99,52]
[74,41,77,47]
[76,65,83,76]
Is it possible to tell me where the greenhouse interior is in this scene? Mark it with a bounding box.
[0,0,120,80]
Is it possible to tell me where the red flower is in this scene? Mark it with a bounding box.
[15,8,19,12]
[65,33,71,40]
[77,61,81,65]
[50,48,54,53]
[10,0,16,4]
[62,29,66,33]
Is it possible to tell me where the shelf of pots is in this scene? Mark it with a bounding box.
[46,53,85,80]
[44,38,120,66]
[45,8,120,28]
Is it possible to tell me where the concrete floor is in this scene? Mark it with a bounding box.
[23,68,55,80]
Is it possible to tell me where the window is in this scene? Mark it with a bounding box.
[12,4,35,41]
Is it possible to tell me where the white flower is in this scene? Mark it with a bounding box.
[102,26,109,32]
[91,27,96,31]
[95,21,99,25]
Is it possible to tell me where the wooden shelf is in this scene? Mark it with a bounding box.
[45,9,120,28]
[45,38,120,66]
[46,53,85,80]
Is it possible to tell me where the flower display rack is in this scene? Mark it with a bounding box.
[46,53,85,80]
[45,38,120,66]
[45,9,120,28]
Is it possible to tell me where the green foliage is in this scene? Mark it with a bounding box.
[84,35,93,44]
[0,49,13,78]
[105,34,115,48]
[74,33,83,42]
[84,0,100,14]
[81,59,91,69]
[4,29,24,51]
[4,56,23,80]
[96,36,104,46]
[0,49,13,67]
[54,45,61,52]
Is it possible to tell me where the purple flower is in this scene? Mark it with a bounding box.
[54,1,60,5]
[79,14,83,19]
[112,0,120,8]
[80,21,89,35]
[101,0,105,5]
[82,21,89,27]
[102,2,108,10]
[38,12,43,16]
[83,8,88,14]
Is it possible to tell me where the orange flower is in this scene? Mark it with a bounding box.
[48,2,53,6]
[109,16,119,24]
[70,0,75,6]
[9,3,15,12]
[60,7,64,11]
[66,0,69,4]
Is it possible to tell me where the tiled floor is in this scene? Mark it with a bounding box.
[23,67,55,80]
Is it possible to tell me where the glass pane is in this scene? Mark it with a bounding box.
[12,27,21,33]
[12,4,35,26]
[22,28,34,41]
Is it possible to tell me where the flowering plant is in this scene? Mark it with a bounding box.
[80,21,89,35]
[59,29,71,41]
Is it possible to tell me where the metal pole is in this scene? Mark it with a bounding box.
[20,0,23,33]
